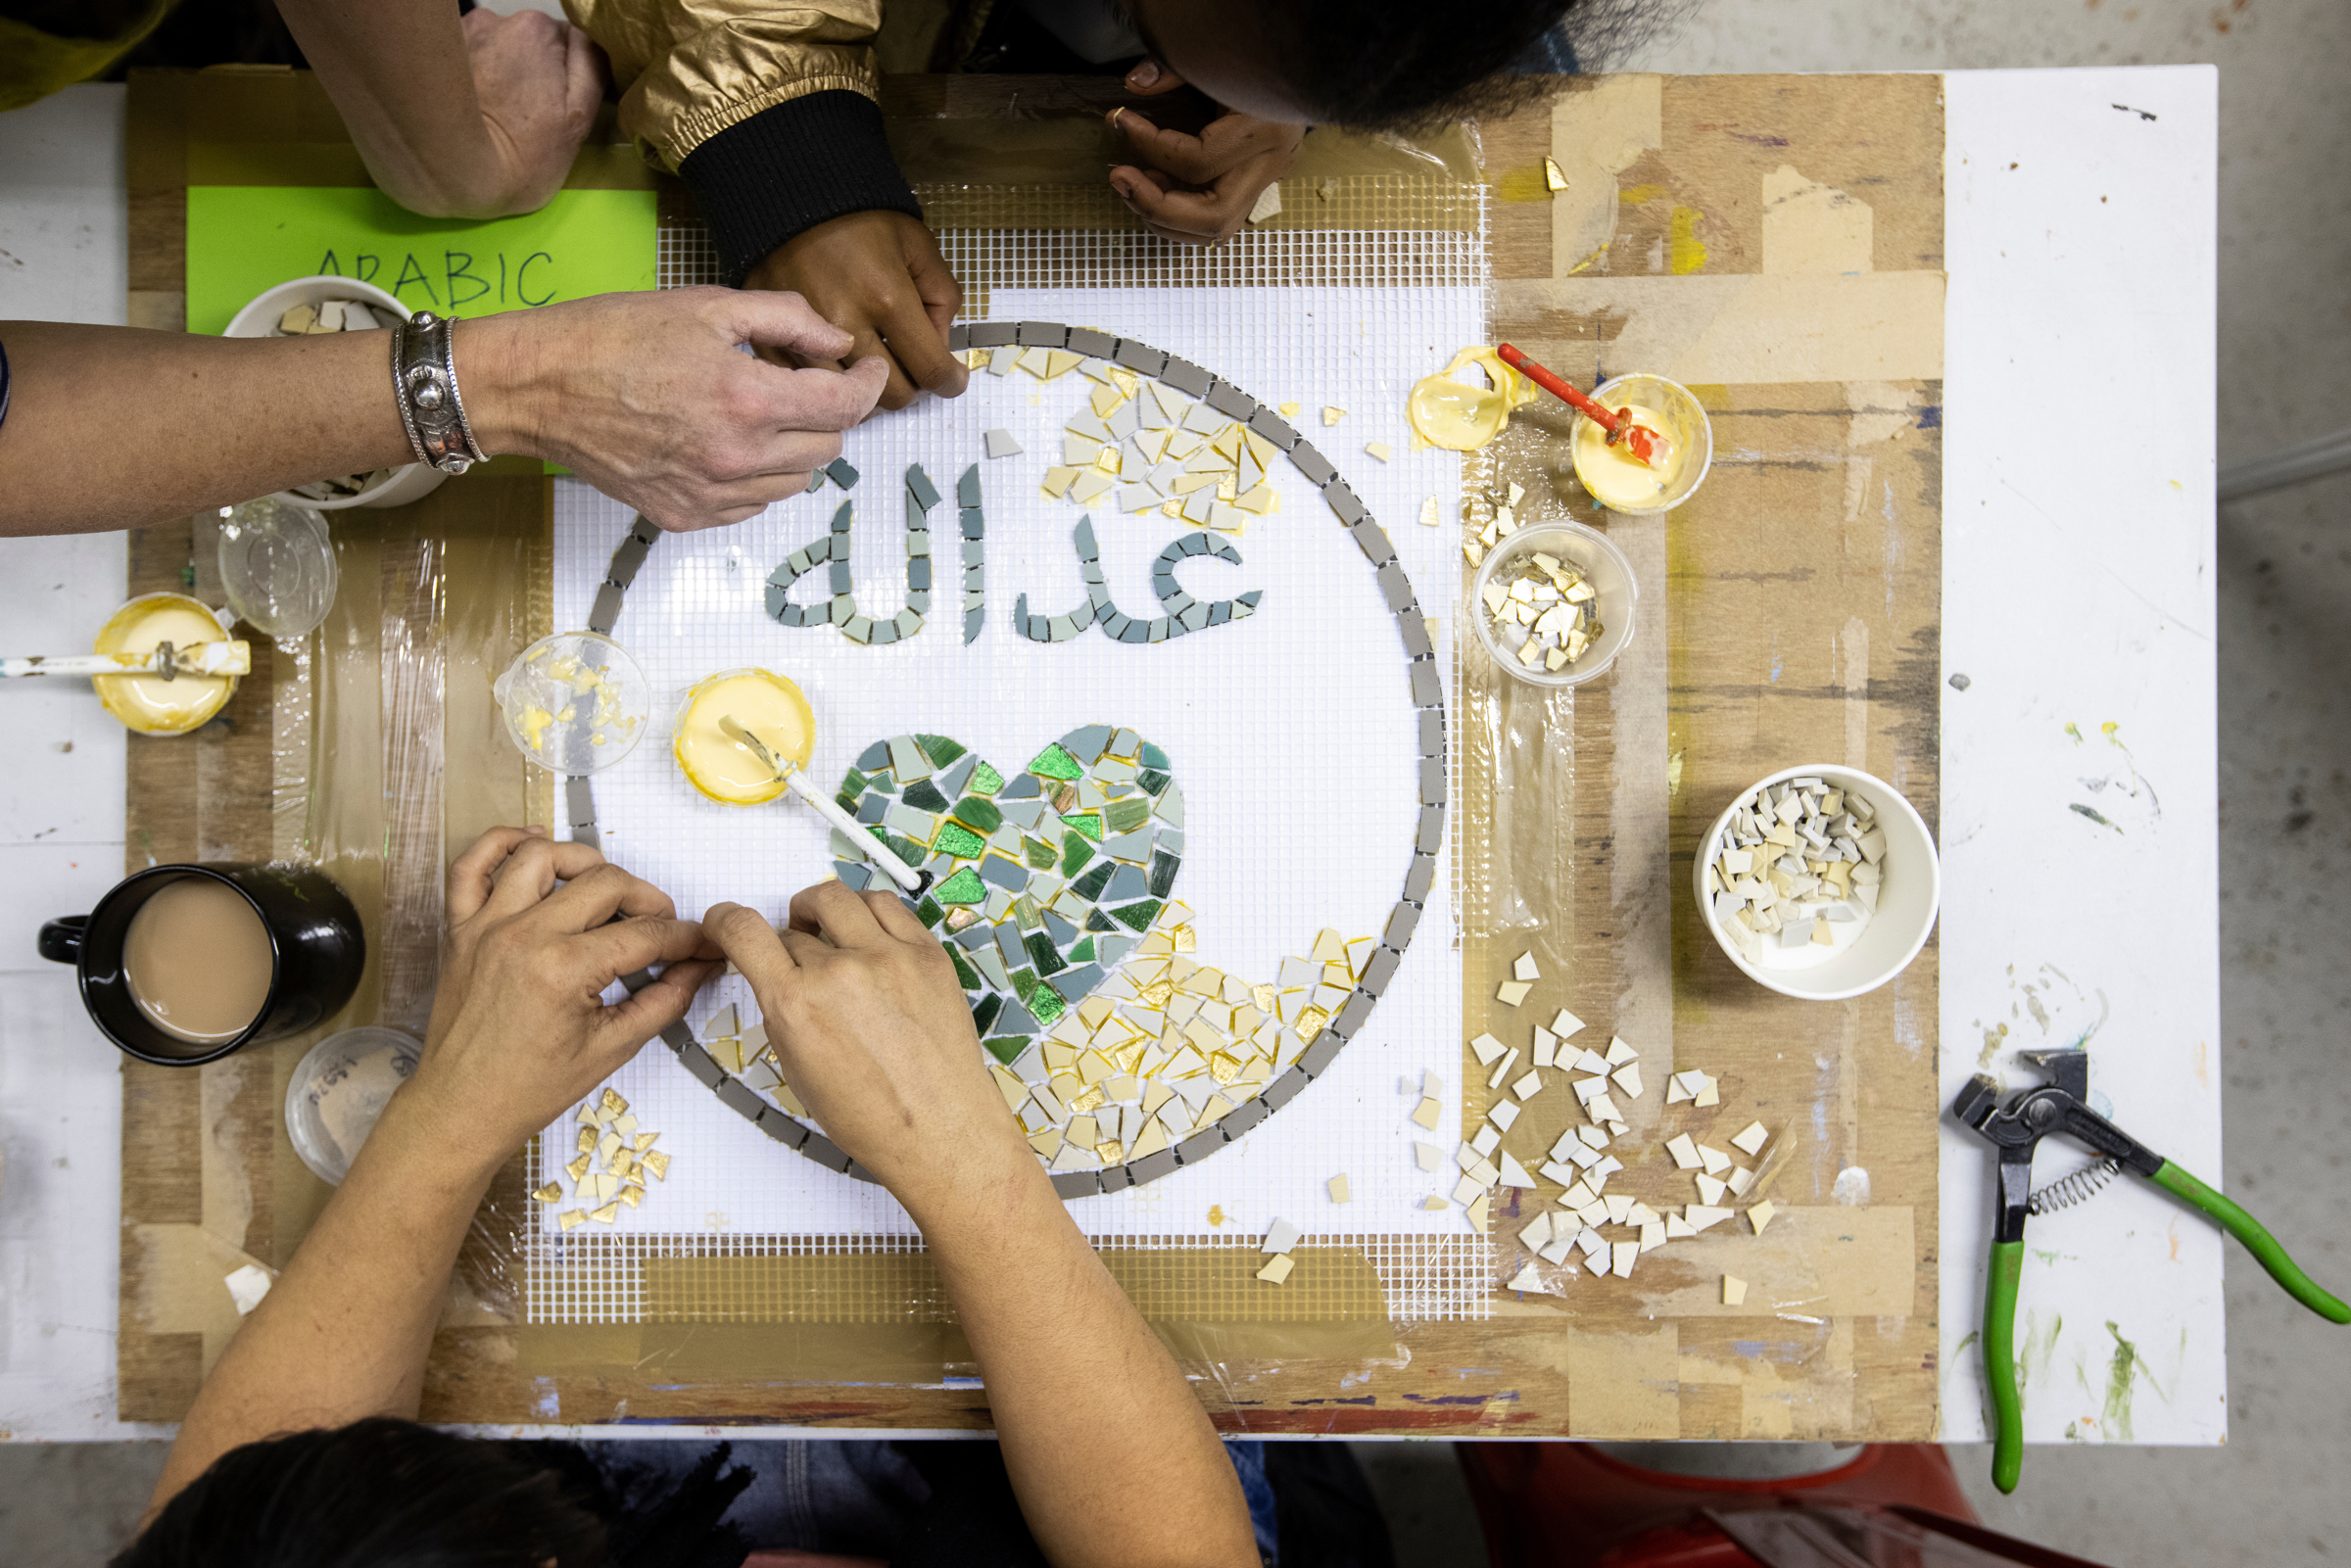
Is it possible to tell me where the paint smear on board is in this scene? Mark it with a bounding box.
[1668,207,1709,273]
[2103,1322,2141,1440]
[2070,803,2123,832]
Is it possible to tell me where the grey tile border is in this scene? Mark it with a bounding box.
[583,321,1450,1202]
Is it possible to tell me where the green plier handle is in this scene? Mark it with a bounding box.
[1981,1155,2348,1495]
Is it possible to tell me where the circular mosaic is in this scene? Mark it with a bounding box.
[573,321,1447,1197]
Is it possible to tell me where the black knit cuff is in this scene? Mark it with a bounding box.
[679,90,923,287]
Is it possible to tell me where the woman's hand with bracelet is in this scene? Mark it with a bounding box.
[464,287,888,531]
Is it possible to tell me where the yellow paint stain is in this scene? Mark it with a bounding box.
[1496,165,1556,203]
[1207,1205,1226,1227]
[1666,748,1686,797]
[2100,721,2121,741]
[1619,183,1667,205]
[1668,207,1709,274]
[2064,723,2084,744]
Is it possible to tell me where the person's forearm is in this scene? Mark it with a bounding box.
[275,0,503,217]
[0,318,536,535]
[145,1085,501,1518]
[917,1165,1257,1568]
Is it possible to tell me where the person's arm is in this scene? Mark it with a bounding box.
[0,288,887,536]
[1107,60,1306,248]
[145,829,720,1518]
[707,888,1256,1568]
[275,1,603,219]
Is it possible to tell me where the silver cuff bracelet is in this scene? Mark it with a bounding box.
[390,310,487,475]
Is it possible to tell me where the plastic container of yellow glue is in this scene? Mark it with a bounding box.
[92,594,241,736]
[1568,373,1712,515]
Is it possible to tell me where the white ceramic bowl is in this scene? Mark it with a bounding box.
[1693,764,1941,1001]
[1466,519,1639,688]
[222,276,448,510]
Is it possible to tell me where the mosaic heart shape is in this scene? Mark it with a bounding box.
[831,726,1182,1064]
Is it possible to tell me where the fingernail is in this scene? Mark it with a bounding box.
[1128,60,1160,88]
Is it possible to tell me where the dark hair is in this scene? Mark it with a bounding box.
[1271,0,1684,130]
[115,1418,752,1568]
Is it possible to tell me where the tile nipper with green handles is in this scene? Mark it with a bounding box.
[1952,1047,2348,1496]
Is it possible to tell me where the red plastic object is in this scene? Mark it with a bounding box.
[1457,1444,1984,1568]
[1493,344,1664,465]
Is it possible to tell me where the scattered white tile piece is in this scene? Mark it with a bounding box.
[1611,1242,1640,1279]
[1585,1092,1621,1123]
[1722,1274,1749,1307]
[1521,1212,1556,1249]
[1686,1205,1735,1231]
[1748,1200,1778,1236]
[1731,1121,1770,1157]
[1552,1009,1588,1039]
[1665,1077,1694,1106]
[1665,1133,1702,1170]
[1695,1079,1721,1108]
[1604,1193,1635,1224]
[1452,1173,1485,1207]
[1415,1141,1444,1171]
[1495,978,1533,1007]
[1531,1026,1558,1069]
[1638,1221,1666,1254]
[1586,1251,1613,1277]
[1576,1228,1609,1259]
[984,428,1023,457]
[1258,1254,1295,1285]
[1665,1212,1697,1239]
[1264,1218,1302,1255]
[1699,1144,1732,1175]
[1471,1123,1501,1157]
[1469,1032,1509,1067]
[1513,952,1541,982]
[1366,441,1393,462]
[1696,1173,1729,1206]
[1490,1100,1520,1132]
[224,1263,274,1315]
[1507,1260,1546,1294]
[1328,1173,1352,1204]
[1247,182,1284,224]
[1498,1151,1537,1189]
[1606,1037,1638,1067]
[1574,1048,1612,1075]
[1539,1234,1577,1265]
[1412,1097,1443,1130]
[1487,1046,1520,1090]
[1727,1166,1756,1197]
[1422,1069,1445,1098]
[1577,1124,1611,1150]
[1611,1064,1644,1099]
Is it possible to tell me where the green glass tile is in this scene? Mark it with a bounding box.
[954,796,1004,833]
[1059,834,1093,876]
[1084,908,1117,932]
[983,1034,1029,1066]
[1025,930,1067,977]
[1028,837,1061,871]
[836,793,862,815]
[935,821,986,860]
[1070,936,1096,963]
[916,895,945,928]
[1148,849,1180,899]
[935,867,987,904]
[951,947,982,990]
[1030,987,1067,1026]
[1067,813,1103,842]
[1110,899,1162,931]
[919,734,967,767]
[903,779,950,813]
[972,992,1003,1033]
[1104,798,1150,834]
[1011,967,1040,1006]
[1013,894,1041,930]
[1140,742,1170,769]
[1137,768,1172,796]
[887,832,926,867]
[1072,862,1115,901]
[1030,742,1083,781]
[971,760,1005,795]
[840,768,869,798]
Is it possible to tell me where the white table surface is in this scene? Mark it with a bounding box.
[0,68,2221,1446]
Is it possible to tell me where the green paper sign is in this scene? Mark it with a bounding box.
[185,185,656,336]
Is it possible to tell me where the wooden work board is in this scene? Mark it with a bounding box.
[118,68,1943,1440]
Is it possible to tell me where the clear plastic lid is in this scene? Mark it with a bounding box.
[284,1025,422,1184]
[217,497,340,640]
[492,631,652,775]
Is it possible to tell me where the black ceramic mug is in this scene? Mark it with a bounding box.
[39,863,365,1067]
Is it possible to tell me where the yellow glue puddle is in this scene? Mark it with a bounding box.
[1407,347,1540,451]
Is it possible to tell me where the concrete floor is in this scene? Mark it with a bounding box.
[4,1,2346,1564]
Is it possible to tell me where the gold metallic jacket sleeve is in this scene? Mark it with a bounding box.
[564,0,887,172]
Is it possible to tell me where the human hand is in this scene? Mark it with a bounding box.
[1107,61,1306,246]
[464,286,888,531]
[704,884,1039,1223]
[743,211,969,414]
[405,828,720,1169]
[456,7,606,216]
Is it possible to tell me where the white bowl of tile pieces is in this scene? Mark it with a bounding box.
[223,275,449,510]
[1694,764,1941,1001]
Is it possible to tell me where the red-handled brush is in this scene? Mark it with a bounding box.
[1495,343,1670,469]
